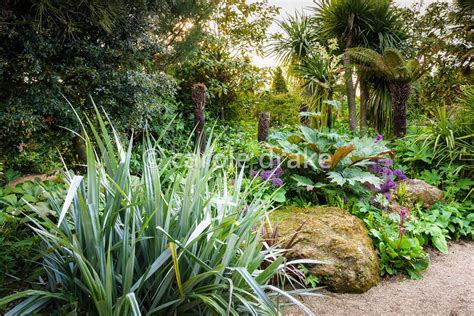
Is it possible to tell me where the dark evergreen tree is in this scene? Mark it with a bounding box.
[271,67,288,94]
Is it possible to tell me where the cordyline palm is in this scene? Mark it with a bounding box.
[313,0,405,133]
[269,13,339,128]
[348,47,423,137]
[269,12,318,66]
[291,53,342,129]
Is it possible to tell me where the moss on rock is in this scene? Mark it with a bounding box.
[274,207,380,293]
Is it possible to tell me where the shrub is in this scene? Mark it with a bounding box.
[0,3,182,173]
[0,179,66,294]
[0,111,314,315]
[254,93,302,127]
[406,201,474,252]
[353,202,429,279]
[404,86,474,178]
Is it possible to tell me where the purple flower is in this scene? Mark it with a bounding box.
[381,166,393,177]
[272,178,284,187]
[368,163,382,174]
[383,192,392,201]
[393,169,408,181]
[271,158,281,167]
[272,166,284,178]
[260,170,273,181]
[399,226,406,235]
[399,207,409,221]
[375,134,383,143]
[397,208,409,243]
[381,178,397,191]
[251,170,258,178]
[380,158,393,167]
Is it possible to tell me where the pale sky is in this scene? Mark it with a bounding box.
[252,0,448,67]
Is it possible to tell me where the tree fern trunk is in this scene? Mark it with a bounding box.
[359,77,368,136]
[258,112,270,142]
[390,82,411,138]
[192,83,207,152]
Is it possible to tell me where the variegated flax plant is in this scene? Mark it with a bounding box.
[0,104,317,315]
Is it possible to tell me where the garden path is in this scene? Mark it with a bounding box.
[287,241,474,315]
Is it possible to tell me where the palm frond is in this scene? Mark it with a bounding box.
[268,11,319,66]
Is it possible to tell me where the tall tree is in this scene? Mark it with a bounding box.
[399,1,472,116]
[175,0,278,121]
[0,0,214,171]
[270,13,343,129]
[348,47,423,137]
[314,0,405,132]
[272,67,288,94]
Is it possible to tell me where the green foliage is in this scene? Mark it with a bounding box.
[0,112,313,315]
[349,47,423,137]
[271,68,288,94]
[175,36,267,121]
[0,180,66,292]
[348,48,423,83]
[297,264,320,289]
[270,12,343,129]
[0,1,196,172]
[268,126,391,204]
[211,0,279,55]
[254,93,302,127]
[406,89,474,178]
[400,1,473,112]
[353,203,429,279]
[314,0,406,52]
[367,80,393,135]
[245,177,287,205]
[353,199,474,280]
[214,122,263,161]
[407,202,474,251]
[270,12,318,65]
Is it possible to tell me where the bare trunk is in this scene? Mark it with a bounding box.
[390,83,411,138]
[192,83,207,152]
[359,77,368,136]
[258,112,270,142]
[343,51,357,132]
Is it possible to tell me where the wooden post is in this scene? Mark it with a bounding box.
[192,83,207,152]
[258,112,270,142]
[299,103,310,127]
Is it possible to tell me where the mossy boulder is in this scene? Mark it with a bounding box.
[274,207,380,293]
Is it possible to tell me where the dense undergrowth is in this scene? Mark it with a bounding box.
[1,0,473,314]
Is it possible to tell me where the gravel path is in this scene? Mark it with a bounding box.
[287,241,474,315]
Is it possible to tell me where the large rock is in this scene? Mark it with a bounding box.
[405,179,444,209]
[275,207,380,293]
